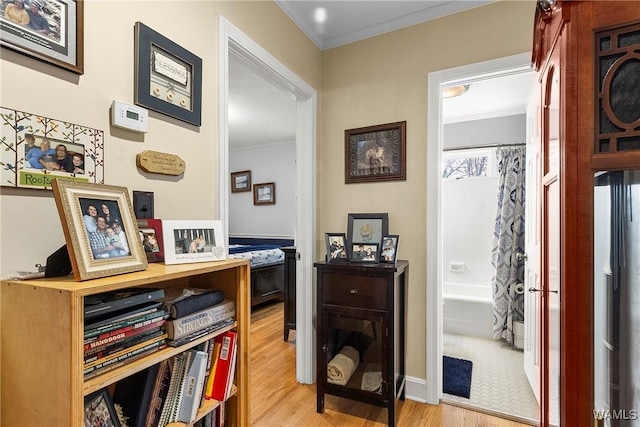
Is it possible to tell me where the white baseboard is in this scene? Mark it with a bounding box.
[405,375,431,404]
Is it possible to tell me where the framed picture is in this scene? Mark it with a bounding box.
[84,388,121,427]
[231,170,251,193]
[0,0,84,74]
[325,232,348,262]
[134,22,202,126]
[0,106,104,190]
[350,243,379,263]
[379,235,399,263]
[345,121,406,183]
[162,219,226,265]
[136,218,164,263]
[51,179,148,281]
[347,213,389,247]
[253,182,275,205]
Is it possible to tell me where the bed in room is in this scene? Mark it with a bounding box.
[228,237,294,307]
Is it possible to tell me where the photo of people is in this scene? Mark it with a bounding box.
[173,228,216,254]
[139,228,160,253]
[23,134,85,174]
[380,235,399,263]
[79,198,131,260]
[350,243,379,262]
[325,233,348,262]
[1,0,64,44]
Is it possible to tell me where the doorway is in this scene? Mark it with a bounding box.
[426,52,540,422]
[217,16,317,384]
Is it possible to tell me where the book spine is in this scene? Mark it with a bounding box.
[169,290,224,319]
[84,334,167,370]
[145,359,172,427]
[165,300,235,340]
[84,310,166,339]
[84,288,165,318]
[167,318,235,348]
[84,318,166,351]
[209,331,237,401]
[83,341,166,379]
[84,329,165,364]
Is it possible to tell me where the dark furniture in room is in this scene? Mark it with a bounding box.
[282,246,297,341]
[314,260,408,427]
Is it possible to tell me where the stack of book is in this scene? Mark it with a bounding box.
[83,287,168,379]
[162,287,236,347]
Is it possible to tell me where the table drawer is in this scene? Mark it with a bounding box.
[321,273,387,310]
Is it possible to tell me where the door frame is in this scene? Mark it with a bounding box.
[218,16,317,383]
[425,52,534,404]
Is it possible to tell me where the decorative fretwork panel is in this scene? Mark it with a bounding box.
[595,22,640,154]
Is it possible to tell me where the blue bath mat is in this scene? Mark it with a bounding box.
[443,356,473,398]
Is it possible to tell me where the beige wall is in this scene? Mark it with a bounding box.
[319,1,535,380]
[0,0,535,391]
[0,0,320,273]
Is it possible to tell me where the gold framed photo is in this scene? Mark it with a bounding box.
[51,179,148,281]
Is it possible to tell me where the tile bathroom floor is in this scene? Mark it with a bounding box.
[442,333,540,424]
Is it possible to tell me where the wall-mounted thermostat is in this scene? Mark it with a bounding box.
[111,100,148,132]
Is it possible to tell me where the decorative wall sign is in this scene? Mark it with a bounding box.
[136,150,185,176]
[134,22,202,126]
[0,0,84,74]
[0,106,104,190]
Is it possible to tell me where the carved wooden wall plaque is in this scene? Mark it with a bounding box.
[136,150,186,176]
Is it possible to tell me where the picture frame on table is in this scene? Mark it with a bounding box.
[253,182,275,205]
[0,0,84,74]
[345,121,406,184]
[134,21,202,126]
[347,212,389,247]
[84,388,121,427]
[325,232,348,262]
[136,218,164,263]
[162,219,226,265]
[231,170,251,193]
[379,235,399,264]
[350,243,379,263]
[51,179,148,281]
[0,106,104,190]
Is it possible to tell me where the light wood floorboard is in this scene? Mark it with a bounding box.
[250,302,533,427]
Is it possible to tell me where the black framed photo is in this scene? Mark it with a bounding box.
[253,182,275,205]
[84,388,121,427]
[325,232,348,262]
[134,22,202,126]
[0,0,84,74]
[345,121,406,184]
[380,235,399,263]
[231,170,252,193]
[350,243,379,263]
[347,213,389,247]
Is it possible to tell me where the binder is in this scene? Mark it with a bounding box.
[204,341,222,399]
[209,331,237,401]
[177,350,208,423]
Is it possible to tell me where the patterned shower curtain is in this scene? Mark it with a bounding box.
[491,146,526,343]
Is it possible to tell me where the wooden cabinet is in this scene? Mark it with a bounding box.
[314,261,408,427]
[250,263,284,307]
[0,259,250,427]
[282,246,296,341]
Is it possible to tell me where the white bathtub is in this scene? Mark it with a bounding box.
[443,282,494,339]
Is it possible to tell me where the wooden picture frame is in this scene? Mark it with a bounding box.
[51,179,148,281]
[162,219,226,265]
[231,170,251,193]
[253,182,275,205]
[347,212,389,247]
[379,235,399,264]
[345,121,406,183]
[136,218,164,263]
[325,232,348,262]
[0,106,104,190]
[0,0,84,74]
[84,388,121,427]
[134,22,202,126]
[350,243,379,263]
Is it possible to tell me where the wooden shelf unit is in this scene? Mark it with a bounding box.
[0,259,250,427]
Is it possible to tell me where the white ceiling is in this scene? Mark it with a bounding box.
[228,0,535,148]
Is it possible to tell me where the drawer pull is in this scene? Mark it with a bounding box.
[349,289,358,295]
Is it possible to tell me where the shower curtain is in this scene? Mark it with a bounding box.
[491,146,526,343]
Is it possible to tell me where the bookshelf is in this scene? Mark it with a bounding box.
[0,259,250,426]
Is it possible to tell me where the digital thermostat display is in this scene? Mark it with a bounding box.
[111,100,148,133]
[126,110,139,120]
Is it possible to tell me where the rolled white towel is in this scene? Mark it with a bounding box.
[361,363,382,392]
[327,345,359,386]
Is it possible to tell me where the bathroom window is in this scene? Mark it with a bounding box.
[442,149,493,180]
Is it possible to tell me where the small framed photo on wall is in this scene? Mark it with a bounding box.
[231,170,251,193]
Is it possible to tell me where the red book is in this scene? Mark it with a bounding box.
[209,331,237,401]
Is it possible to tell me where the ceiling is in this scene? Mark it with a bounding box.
[229,0,535,149]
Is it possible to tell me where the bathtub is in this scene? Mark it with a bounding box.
[443,282,494,339]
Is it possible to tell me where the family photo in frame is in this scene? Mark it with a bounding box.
[325,232,348,262]
[162,220,226,265]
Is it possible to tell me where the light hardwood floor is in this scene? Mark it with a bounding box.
[250,302,533,427]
